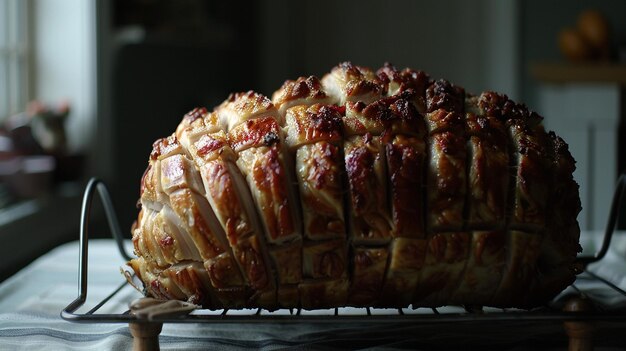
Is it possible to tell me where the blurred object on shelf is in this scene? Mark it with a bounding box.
[577,10,611,58]
[559,28,593,62]
[558,9,613,63]
[2,116,44,157]
[7,100,70,156]
[0,100,83,201]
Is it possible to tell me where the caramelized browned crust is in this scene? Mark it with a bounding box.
[238,145,298,243]
[217,91,278,131]
[285,103,345,243]
[200,158,252,243]
[525,132,581,307]
[343,101,385,136]
[345,134,391,244]
[135,129,254,306]
[226,107,300,245]
[228,116,283,153]
[284,103,350,308]
[427,131,467,232]
[284,104,343,148]
[426,79,465,114]
[272,76,335,119]
[425,110,467,233]
[425,109,464,135]
[478,91,543,127]
[386,135,426,238]
[322,62,384,105]
[129,62,581,310]
[377,62,430,113]
[508,121,549,232]
[222,91,304,308]
[175,107,221,144]
[465,112,509,229]
[176,115,276,303]
[296,143,345,240]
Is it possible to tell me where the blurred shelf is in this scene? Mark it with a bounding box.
[530,61,626,84]
[0,182,83,282]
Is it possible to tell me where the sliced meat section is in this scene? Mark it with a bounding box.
[412,232,470,307]
[268,239,302,308]
[236,144,299,243]
[452,230,506,305]
[284,103,349,309]
[285,104,345,241]
[426,79,465,114]
[161,157,226,261]
[176,110,275,305]
[344,134,391,244]
[302,238,347,280]
[507,121,549,233]
[322,62,384,105]
[348,247,389,306]
[128,257,216,307]
[426,129,467,232]
[299,278,349,310]
[491,230,542,307]
[128,62,582,311]
[464,107,509,229]
[377,62,430,114]
[132,206,200,267]
[272,76,336,121]
[525,132,581,307]
[377,238,427,307]
[386,135,426,239]
[218,92,303,309]
[217,91,279,132]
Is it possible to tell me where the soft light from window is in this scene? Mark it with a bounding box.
[0,0,29,121]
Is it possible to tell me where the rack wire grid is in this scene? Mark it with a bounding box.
[61,176,626,326]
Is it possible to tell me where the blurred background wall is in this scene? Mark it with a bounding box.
[97,0,525,232]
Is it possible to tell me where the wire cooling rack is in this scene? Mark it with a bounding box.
[61,176,626,349]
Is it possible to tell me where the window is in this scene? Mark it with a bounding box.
[0,0,29,121]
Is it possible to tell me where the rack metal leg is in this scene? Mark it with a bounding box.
[129,322,163,351]
[563,297,595,351]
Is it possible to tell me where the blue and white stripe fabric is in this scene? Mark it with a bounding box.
[0,233,625,350]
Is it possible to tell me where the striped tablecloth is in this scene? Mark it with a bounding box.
[0,234,625,350]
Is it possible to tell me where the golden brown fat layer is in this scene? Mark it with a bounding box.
[129,62,581,310]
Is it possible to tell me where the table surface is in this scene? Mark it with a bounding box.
[1,233,626,350]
